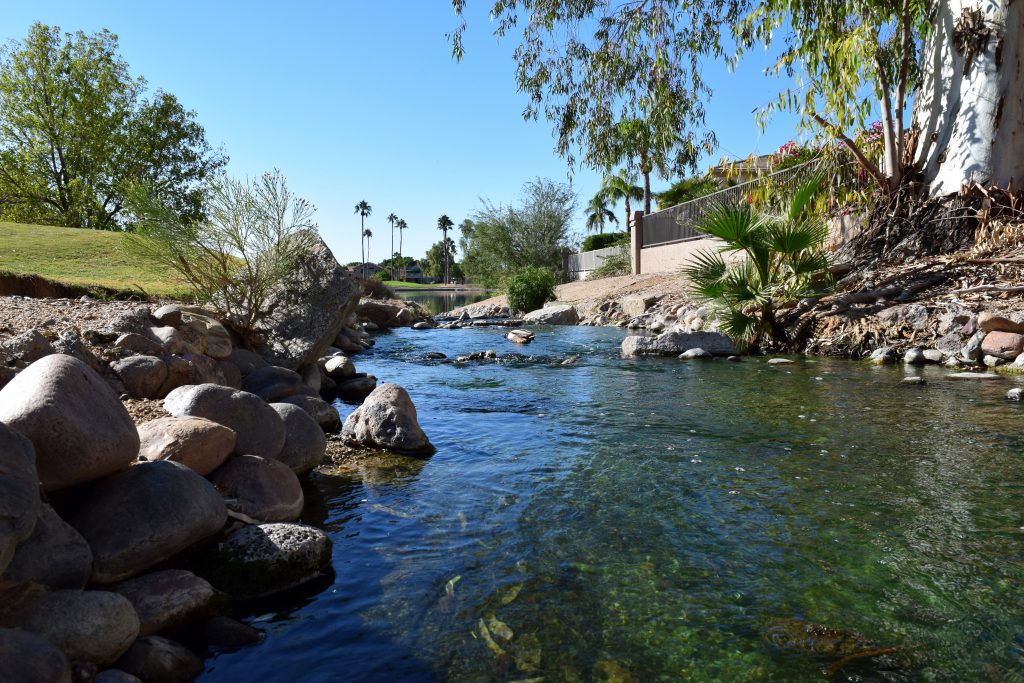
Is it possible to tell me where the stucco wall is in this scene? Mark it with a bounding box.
[638,237,723,275]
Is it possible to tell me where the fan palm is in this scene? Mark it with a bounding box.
[601,173,644,230]
[386,213,398,279]
[437,214,454,283]
[363,228,373,272]
[683,176,831,350]
[397,219,408,280]
[354,200,372,277]
[585,192,619,234]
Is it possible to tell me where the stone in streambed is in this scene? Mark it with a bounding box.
[69,460,227,583]
[679,348,712,360]
[113,636,203,683]
[978,311,1024,334]
[506,329,535,344]
[209,456,304,523]
[0,590,139,666]
[341,383,434,455]
[278,394,341,432]
[0,627,71,683]
[981,331,1024,360]
[335,375,377,401]
[136,416,235,476]
[0,355,138,492]
[164,384,285,459]
[196,616,263,649]
[0,422,40,575]
[111,569,219,637]
[3,504,92,590]
[271,403,327,475]
[322,355,356,381]
[1006,387,1024,401]
[522,304,579,325]
[621,331,735,357]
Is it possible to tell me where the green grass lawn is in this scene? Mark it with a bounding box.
[0,221,191,298]
[381,280,440,289]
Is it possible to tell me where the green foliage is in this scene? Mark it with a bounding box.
[585,191,618,234]
[656,176,720,209]
[0,23,225,230]
[461,178,577,288]
[124,170,316,333]
[581,232,629,253]
[589,244,631,279]
[505,266,556,314]
[683,178,832,350]
[423,239,462,281]
[372,269,389,282]
[361,277,395,300]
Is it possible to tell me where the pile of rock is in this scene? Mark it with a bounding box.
[355,299,431,330]
[869,310,1024,370]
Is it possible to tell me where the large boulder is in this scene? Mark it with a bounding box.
[0,355,139,491]
[209,456,304,523]
[621,295,656,318]
[110,355,169,399]
[113,636,204,683]
[200,523,331,599]
[0,590,139,666]
[278,394,341,432]
[241,365,311,403]
[322,355,356,381]
[163,384,285,459]
[978,310,1024,334]
[178,308,233,360]
[334,375,377,402]
[137,416,235,477]
[621,331,737,357]
[254,231,361,370]
[0,422,40,574]
[111,570,219,637]
[0,329,55,365]
[271,403,327,475]
[0,627,71,683]
[522,304,580,326]
[981,331,1024,360]
[3,504,92,590]
[341,384,435,456]
[68,461,227,583]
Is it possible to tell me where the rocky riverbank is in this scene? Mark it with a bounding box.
[0,235,436,682]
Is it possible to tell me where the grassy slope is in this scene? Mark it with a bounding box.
[0,221,190,298]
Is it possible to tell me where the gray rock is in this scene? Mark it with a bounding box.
[103,308,157,339]
[95,670,141,683]
[271,403,327,475]
[179,309,233,361]
[877,303,929,331]
[113,636,203,683]
[69,461,227,583]
[506,329,535,344]
[113,333,163,356]
[0,590,139,666]
[412,321,433,330]
[0,627,71,683]
[903,347,927,365]
[110,355,168,399]
[298,363,322,393]
[254,231,361,370]
[868,346,895,364]
[152,304,182,327]
[902,376,926,385]
[149,326,186,355]
[209,455,304,523]
[197,616,263,649]
[621,331,736,357]
[947,372,1002,379]
[241,365,311,403]
[1006,387,1024,401]
[0,329,55,364]
[767,358,795,365]
[323,355,356,381]
[278,394,341,432]
[961,330,986,361]
[621,295,655,318]
[111,569,218,636]
[137,416,236,476]
[229,348,268,376]
[201,523,331,598]
[727,355,742,362]
[164,384,285,459]
[335,375,377,401]
[679,348,712,360]
[3,504,92,589]
[341,383,434,455]
[51,331,104,373]
[922,349,945,363]
[0,422,39,575]
[158,356,194,397]
[522,304,580,326]
[0,355,138,492]
[984,354,1007,368]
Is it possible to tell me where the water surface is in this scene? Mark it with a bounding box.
[200,326,1024,682]
[398,290,492,315]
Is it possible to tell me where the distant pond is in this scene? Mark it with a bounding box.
[398,289,493,315]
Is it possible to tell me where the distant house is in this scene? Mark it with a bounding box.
[347,262,383,279]
[708,153,776,186]
[402,262,435,284]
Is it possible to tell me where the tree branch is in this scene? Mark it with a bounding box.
[810,113,890,193]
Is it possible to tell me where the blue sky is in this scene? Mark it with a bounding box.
[1,1,801,265]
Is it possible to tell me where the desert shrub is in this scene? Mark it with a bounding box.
[372,270,389,282]
[361,277,395,300]
[589,244,631,279]
[581,231,629,252]
[505,265,555,313]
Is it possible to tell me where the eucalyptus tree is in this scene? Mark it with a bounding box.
[386,212,398,278]
[585,192,618,234]
[397,218,409,279]
[437,214,454,283]
[354,199,371,276]
[602,172,644,229]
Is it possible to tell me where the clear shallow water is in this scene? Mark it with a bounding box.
[397,290,492,315]
[200,326,1024,682]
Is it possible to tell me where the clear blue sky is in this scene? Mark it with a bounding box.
[1,1,801,264]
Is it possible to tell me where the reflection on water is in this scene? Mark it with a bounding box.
[398,290,492,315]
[200,326,1024,682]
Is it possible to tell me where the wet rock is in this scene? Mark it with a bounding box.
[0,422,40,575]
[424,352,447,360]
[164,384,285,459]
[981,331,1024,360]
[978,311,1024,334]
[678,348,712,360]
[767,358,795,365]
[152,304,182,327]
[961,331,986,361]
[137,416,235,477]
[3,504,92,590]
[868,347,895,364]
[110,355,168,399]
[197,616,263,649]
[922,349,945,363]
[0,627,71,683]
[341,383,435,456]
[412,321,433,330]
[113,333,163,356]
[323,354,356,381]
[727,355,742,362]
[209,456,304,523]
[1006,388,1023,401]
[0,329,55,364]
[94,669,141,683]
[69,461,227,583]
[241,365,312,403]
[0,590,139,666]
[111,569,218,637]
[522,304,580,325]
[0,355,139,492]
[271,403,327,475]
[506,329,535,344]
[903,347,927,364]
[947,371,1002,379]
[335,375,377,401]
[621,331,736,357]
[201,523,331,599]
[113,636,203,683]
[278,394,341,432]
[902,376,926,385]
[984,354,1007,368]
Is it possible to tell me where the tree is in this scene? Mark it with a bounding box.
[354,200,371,277]
[386,212,398,278]
[601,172,644,230]
[124,170,316,335]
[423,238,461,281]
[656,176,720,210]
[437,214,454,283]
[363,228,373,269]
[0,23,225,229]
[585,191,618,234]
[381,253,414,276]
[397,218,409,279]
[461,178,577,288]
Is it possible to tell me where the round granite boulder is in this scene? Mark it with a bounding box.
[341,383,434,456]
[111,569,219,637]
[3,503,92,589]
[163,384,285,459]
[0,422,40,574]
[271,403,327,475]
[277,394,341,432]
[0,627,71,683]
[209,456,304,523]
[137,416,236,476]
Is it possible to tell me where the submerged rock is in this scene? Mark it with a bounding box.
[113,636,203,683]
[678,348,712,360]
[621,331,735,357]
[341,384,435,456]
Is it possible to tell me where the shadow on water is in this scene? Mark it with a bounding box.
[201,325,1024,682]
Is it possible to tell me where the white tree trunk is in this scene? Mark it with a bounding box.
[913,0,1024,195]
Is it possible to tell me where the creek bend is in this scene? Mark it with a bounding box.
[199,324,1024,682]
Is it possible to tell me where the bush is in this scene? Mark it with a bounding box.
[589,244,631,279]
[505,266,556,314]
[581,231,629,252]
[372,270,389,282]
[361,277,395,300]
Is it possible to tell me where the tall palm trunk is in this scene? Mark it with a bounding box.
[360,216,366,278]
[642,171,652,215]
[399,231,404,280]
[390,221,395,280]
[624,195,632,231]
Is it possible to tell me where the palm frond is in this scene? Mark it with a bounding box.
[764,218,827,256]
[787,171,827,222]
[682,249,728,301]
[718,308,761,348]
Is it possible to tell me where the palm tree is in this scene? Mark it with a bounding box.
[602,172,644,231]
[354,200,372,277]
[397,219,409,280]
[363,228,373,274]
[585,191,619,234]
[386,212,398,279]
[437,214,454,283]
